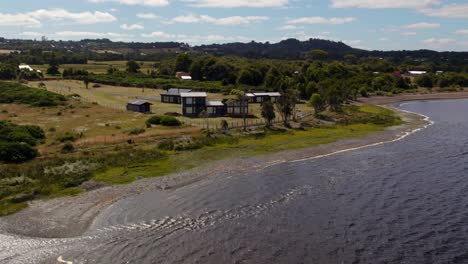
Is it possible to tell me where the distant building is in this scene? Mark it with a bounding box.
[436,71,444,75]
[18,65,34,71]
[175,72,192,80]
[181,92,207,117]
[246,92,281,103]
[160,88,192,104]
[408,71,427,75]
[127,100,152,113]
[225,101,249,117]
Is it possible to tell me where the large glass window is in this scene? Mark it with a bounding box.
[186,107,193,114]
[186,98,193,104]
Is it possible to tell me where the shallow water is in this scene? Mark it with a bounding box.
[3,99,468,264]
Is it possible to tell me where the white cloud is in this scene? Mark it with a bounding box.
[345,39,362,45]
[20,32,44,37]
[400,32,417,36]
[141,31,250,43]
[137,13,159,19]
[420,3,468,19]
[330,0,440,9]
[277,25,301,30]
[423,38,456,45]
[401,22,440,29]
[0,13,41,27]
[18,31,132,41]
[287,16,356,24]
[455,29,468,36]
[89,0,169,7]
[0,9,117,28]
[183,0,289,8]
[28,9,117,25]
[55,31,129,38]
[120,23,144,30]
[168,14,269,25]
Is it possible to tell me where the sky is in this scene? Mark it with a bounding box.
[0,0,467,51]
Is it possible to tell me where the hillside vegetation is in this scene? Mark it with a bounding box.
[0,82,66,106]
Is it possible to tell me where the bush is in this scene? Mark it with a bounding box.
[0,142,38,162]
[0,81,65,106]
[157,139,175,150]
[160,116,182,126]
[146,116,162,126]
[61,142,75,153]
[147,116,181,127]
[128,128,145,135]
[57,132,77,142]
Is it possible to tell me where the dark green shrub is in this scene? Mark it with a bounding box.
[128,128,145,135]
[57,132,77,142]
[0,142,38,162]
[61,142,75,153]
[160,116,181,126]
[146,116,162,126]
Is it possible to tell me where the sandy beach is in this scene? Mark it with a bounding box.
[0,95,443,239]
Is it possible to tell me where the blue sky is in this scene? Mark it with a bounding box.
[0,0,467,51]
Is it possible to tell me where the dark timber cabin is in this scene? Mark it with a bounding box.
[246,92,281,103]
[160,88,192,104]
[127,100,152,113]
[206,100,226,117]
[180,92,207,117]
[225,101,249,117]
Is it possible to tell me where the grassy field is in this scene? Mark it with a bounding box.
[31,60,157,77]
[0,99,199,154]
[94,121,399,185]
[28,80,313,128]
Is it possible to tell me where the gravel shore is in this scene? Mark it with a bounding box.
[0,102,430,239]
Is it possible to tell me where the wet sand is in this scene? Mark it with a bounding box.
[0,97,437,239]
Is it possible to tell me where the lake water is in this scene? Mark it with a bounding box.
[3,99,468,264]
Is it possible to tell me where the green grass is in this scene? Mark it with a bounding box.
[0,202,28,216]
[94,113,398,185]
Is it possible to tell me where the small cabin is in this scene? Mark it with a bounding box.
[246,92,281,103]
[175,72,192,80]
[181,92,207,117]
[225,101,249,117]
[206,101,226,117]
[127,100,152,113]
[160,88,192,104]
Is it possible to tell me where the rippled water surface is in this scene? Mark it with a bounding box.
[4,99,468,264]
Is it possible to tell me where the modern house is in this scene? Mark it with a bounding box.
[225,101,249,117]
[181,92,207,117]
[160,88,192,104]
[127,100,152,113]
[246,92,281,103]
[206,100,226,117]
[180,92,249,118]
[175,72,192,80]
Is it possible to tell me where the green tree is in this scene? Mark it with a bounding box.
[275,89,297,127]
[46,56,60,75]
[307,49,329,61]
[309,93,325,115]
[261,101,276,127]
[230,89,249,131]
[415,73,434,88]
[126,60,140,74]
[175,53,193,72]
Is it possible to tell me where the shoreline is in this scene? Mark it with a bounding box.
[0,98,434,239]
